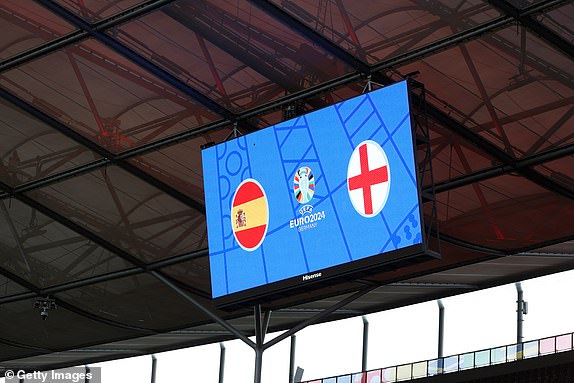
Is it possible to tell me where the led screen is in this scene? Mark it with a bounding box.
[202,80,424,302]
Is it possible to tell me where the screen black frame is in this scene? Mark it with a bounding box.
[204,80,436,309]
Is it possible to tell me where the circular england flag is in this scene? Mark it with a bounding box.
[347,140,391,218]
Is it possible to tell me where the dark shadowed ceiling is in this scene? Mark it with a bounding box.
[0,0,573,373]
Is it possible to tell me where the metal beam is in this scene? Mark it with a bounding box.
[424,97,574,202]
[0,87,206,214]
[218,343,226,383]
[0,180,210,304]
[431,141,574,194]
[0,248,208,305]
[388,282,477,289]
[263,286,376,350]
[0,0,177,72]
[0,336,52,353]
[486,0,574,60]
[416,0,574,88]
[361,316,369,372]
[6,107,574,204]
[161,4,303,93]
[55,299,157,335]
[3,0,562,203]
[516,282,524,344]
[248,0,371,74]
[34,0,235,120]
[0,261,156,335]
[8,189,146,268]
[289,335,296,383]
[150,355,157,383]
[437,300,444,359]
[150,270,256,349]
[254,304,264,383]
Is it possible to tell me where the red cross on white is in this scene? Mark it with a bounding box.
[347,140,391,217]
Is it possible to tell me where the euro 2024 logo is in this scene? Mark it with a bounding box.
[290,167,326,232]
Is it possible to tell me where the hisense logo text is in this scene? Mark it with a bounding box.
[302,272,322,281]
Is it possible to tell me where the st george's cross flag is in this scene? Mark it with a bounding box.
[347,140,391,218]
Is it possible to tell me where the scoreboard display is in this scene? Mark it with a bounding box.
[202,80,428,305]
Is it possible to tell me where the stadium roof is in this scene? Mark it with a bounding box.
[0,0,573,373]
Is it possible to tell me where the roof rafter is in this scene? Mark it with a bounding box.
[0,259,156,336]
[431,141,574,194]
[0,87,206,214]
[0,248,207,306]
[0,0,177,72]
[485,0,574,60]
[427,104,574,202]
[248,0,371,75]
[5,0,560,204]
[34,0,235,120]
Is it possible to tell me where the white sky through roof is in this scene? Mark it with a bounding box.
[2,267,571,383]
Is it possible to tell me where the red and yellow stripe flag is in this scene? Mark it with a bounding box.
[231,179,268,251]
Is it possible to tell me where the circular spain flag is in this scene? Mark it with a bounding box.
[231,179,269,251]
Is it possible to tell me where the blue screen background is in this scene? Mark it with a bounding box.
[202,81,422,298]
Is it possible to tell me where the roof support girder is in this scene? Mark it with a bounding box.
[486,0,574,60]
[0,256,155,337]
[0,87,206,214]
[0,0,177,72]
[248,0,371,74]
[0,248,208,308]
[426,102,574,201]
[34,0,235,120]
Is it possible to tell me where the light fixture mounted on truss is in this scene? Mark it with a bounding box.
[34,297,57,321]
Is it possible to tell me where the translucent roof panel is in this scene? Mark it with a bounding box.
[0,299,140,352]
[435,175,574,250]
[535,157,574,191]
[0,343,35,362]
[506,0,555,9]
[537,3,574,42]
[0,274,26,296]
[0,199,132,288]
[0,98,101,187]
[424,117,499,187]
[0,39,221,154]
[1,0,574,371]
[109,0,351,113]
[26,166,206,263]
[0,1,75,60]
[269,0,501,64]
[53,0,144,21]
[396,27,574,157]
[160,258,211,295]
[112,6,286,112]
[56,273,213,330]
[129,127,232,201]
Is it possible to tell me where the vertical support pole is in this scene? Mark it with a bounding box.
[151,355,157,383]
[254,347,263,383]
[516,283,524,344]
[289,335,296,383]
[516,282,527,360]
[437,300,444,373]
[438,300,444,358]
[362,316,369,372]
[219,343,226,383]
[85,366,91,383]
[254,304,264,383]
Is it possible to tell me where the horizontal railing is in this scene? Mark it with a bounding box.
[304,331,574,383]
